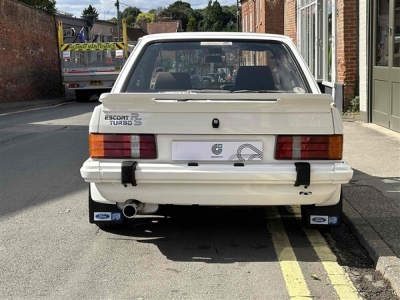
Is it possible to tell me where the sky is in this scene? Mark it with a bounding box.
[56,0,236,21]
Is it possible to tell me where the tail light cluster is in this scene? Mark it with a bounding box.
[89,134,156,159]
[275,135,343,160]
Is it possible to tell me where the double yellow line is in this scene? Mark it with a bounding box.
[266,206,360,300]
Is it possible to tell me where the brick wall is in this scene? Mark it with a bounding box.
[264,0,284,34]
[284,0,296,44]
[0,0,62,102]
[241,0,283,34]
[241,0,252,32]
[336,0,358,108]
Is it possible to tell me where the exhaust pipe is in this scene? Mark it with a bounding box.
[122,203,137,218]
[121,201,143,219]
[119,200,157,218]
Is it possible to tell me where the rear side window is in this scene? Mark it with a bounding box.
[124,40,310,93]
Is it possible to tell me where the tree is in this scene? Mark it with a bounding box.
[158,1,193,31]
[186,16,198,32]
[188,9,203,31]
[221,5,238,32]
[199,0,224,31]
[145,1,236,32]
[136,13,156,24]
[121,7,141,27]
[81,5,99,19]
[196,0,237,31]
[18,0,56,14]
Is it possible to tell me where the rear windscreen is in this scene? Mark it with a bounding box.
[124,40,310,93]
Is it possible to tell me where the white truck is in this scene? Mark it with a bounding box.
[80,32,353,229]
[58,20,129,102]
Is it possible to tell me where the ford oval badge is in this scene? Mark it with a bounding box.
[311,217,327,223]
[95,213,110,219]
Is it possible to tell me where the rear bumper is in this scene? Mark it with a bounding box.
[81,160,353,206]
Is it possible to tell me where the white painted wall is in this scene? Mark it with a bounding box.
[359,0,368,115]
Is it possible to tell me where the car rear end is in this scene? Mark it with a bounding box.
[80,33,353,228]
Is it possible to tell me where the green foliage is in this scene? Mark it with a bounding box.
[81,5,99,19]
[348,96,360,112]
[222,5,238,31]
[222,4,238,23]
[186,16,198,32]
[121,7,142,27]
[187,10,203,32]
[195,1,238,32]
[144,1,238,32]
[158,1,194,30]
[18,0,56,14]
[199,0,226,31]
[137,13,156,24]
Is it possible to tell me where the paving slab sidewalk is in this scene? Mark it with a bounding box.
[342,116,400,296]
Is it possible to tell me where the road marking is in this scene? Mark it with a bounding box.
[265,207,312,299]
[291,206,361,300]
[0,102,69,116]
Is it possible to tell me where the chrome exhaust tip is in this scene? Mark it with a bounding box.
[122,202,138,219]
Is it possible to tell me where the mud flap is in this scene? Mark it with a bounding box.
[301,188,343,228]
[88,187,124,225]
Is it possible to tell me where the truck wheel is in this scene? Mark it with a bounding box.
[88,186,125,229]
[301,187,343,229]
[75,90,89,102]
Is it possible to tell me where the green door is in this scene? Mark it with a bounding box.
[372,0,400,132]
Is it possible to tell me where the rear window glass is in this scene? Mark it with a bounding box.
[124,40,310,93]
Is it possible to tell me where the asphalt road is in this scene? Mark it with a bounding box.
[0,101,396,299]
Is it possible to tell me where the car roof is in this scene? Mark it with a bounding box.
[138,32,292,43]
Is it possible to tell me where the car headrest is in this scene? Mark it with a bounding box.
[232,66,276,91]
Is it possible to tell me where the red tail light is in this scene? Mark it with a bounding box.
[89,134,157,159]
[275,135,343,160]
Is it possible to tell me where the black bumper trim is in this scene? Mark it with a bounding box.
[294,162,310,187]
[121,161,137,187]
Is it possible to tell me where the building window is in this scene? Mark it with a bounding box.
[297,0,336,82]
[395,0,400,68]
[250,12,253,32]
[376,0,390,66]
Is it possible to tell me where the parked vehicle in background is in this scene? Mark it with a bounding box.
[80,32,353,230]
[202,76,214,83]
[57,20,130,102]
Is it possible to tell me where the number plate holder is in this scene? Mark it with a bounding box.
[89,81,103,86]
[172,141,263,161]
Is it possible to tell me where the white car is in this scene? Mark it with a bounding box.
[80,32,353,228]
